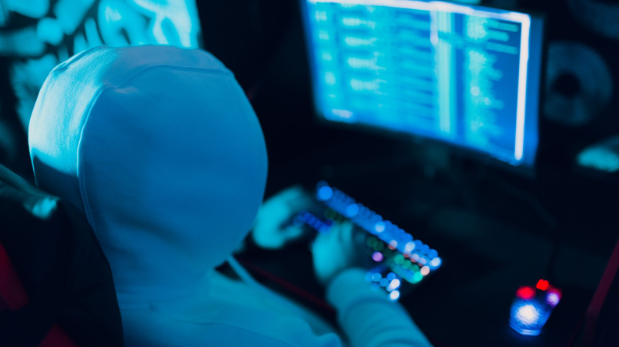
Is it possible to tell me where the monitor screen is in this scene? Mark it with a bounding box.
[301,0,544,168]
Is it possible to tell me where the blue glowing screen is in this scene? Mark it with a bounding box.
[301,0,544,167]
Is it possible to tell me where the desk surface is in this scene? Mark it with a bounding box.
[241,153,617,347]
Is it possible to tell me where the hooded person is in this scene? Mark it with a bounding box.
[28,45,433,347]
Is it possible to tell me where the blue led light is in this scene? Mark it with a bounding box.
[430,257,442,268]
[314,182,440,286]
[374,222,386,233]
[516,304,540,325]
[509,300,550,336]
[345,203,360,217]
[317,186,334,201]
[387,279,401,291]
[419,244,430,254]
[318,225,331,233]
[404,241,416,252]
[389,290,401,301]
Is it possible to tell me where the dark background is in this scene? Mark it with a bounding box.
[2,0,619,346]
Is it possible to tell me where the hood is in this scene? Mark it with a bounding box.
[29,45,268,305]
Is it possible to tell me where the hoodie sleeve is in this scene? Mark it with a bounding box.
[326,268,433,347]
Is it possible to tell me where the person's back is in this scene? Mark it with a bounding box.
[28,45,432,347]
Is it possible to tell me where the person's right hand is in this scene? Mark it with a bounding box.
[252,185,315,249]
[312,220,368,285]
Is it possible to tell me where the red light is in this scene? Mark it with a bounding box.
[516,286,536,300]
[536,279,549,291]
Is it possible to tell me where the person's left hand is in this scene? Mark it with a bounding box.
[252,186,315,249]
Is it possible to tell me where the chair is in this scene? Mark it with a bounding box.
[0,164,125,346]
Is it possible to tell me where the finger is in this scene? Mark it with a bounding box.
[337,221,354,246]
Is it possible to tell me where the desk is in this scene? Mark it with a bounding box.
[240,152,617,347]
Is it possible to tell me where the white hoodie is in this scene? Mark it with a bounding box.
[28,45,432,347]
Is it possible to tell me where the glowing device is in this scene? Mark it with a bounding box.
[294,182,441,300]
[301,0,544,168]
[510,280,562,336]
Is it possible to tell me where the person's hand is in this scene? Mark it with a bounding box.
[312,221,366,285]
[252,185,315,249]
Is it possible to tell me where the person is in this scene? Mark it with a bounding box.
[28,45,433,347]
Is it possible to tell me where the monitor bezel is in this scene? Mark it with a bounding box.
[299,0,547,177]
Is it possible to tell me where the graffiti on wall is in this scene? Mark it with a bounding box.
[0,0,202,128]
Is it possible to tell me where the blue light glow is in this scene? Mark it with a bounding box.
[510,300,551,336]
[389,290,401,301]
[317,186,334,201]
[387,279,401,291]
[374,221,386,233]
[31,197,59,219]
[345,203,360,217]
[546,292,560,307]
[318,225,331,233]
[578,136,619,173]
[516,304,540,326]
[302,0,543,168]
[315,182,440,286]
[404,241,416,253]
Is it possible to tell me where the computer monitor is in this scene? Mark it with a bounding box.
[300,0,544,168]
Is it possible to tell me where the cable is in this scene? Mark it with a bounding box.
[227,256,262,288]
[236,258,335,313]
[237,258,453,347]
[483,171,561,282]
[484,171,557,230]
[565,234,619,347]
[566,315,585,347]
[582,235,619,346]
